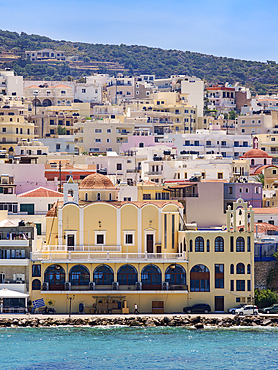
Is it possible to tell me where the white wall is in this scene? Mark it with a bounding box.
[181,78,204,117]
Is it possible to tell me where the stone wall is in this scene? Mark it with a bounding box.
[254,261,277,289]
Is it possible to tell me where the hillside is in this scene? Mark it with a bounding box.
[0,30,277,94]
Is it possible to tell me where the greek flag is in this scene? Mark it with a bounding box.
[33,298,45,308]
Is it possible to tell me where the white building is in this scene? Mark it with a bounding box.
[74,83,102,103]
[0,69,23,98]
[180,77,204,117]
[162,129,252,159]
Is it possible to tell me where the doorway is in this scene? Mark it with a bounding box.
[146,234,154,253]
[215,296,224,312]
[67,234,75,251]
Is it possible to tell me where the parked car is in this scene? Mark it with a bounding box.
[234,305,259,315]
[228,304,245,314]
[261,304,278,314]
[183,304,211,314]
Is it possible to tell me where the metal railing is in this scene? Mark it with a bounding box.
[31,251,188,262]
[43,245,121,252]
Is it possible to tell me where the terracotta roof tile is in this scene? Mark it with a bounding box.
[253,207,278,214]
[18,187,63,198]
[254,222,278,232]
[79,173,116,190]
[240,149,272,159]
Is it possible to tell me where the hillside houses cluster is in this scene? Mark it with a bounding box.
[0,68,277,314]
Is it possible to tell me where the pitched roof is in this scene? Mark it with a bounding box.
[18,187,63,198]
[254,222,278,233]
[253,207,278,214]
[52,84,71,89]
[26,85,40,89]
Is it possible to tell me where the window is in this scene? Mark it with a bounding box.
[2,128,6,132]
[125,234,134,245]
[247,280,251,291]
[95,129,102,133]
[247,264,251,274]
[195,237,204,252]
[97,193,101,201]
[32,279,41,290]
[165,264,186,285]
[215,264,224,289]
[96,234,104,244]
[82,89,86,93]
[247,236,251,252]
[229,187,233,194]
[190,240,192,252]
[215,236,224,252]
[32,264,41,277]
[107,138,111,143]
[236,263,245,274]
[236,237,245,252]
[56,144,61,150]
[94,264,113,285]
[230,236,234,252]
[85,193,88,201]
[218,173,223,179]
[230,280,234,291]
[143,194,151,200]
[95,139,102,143]
[190,264,210,292]
[207,239,210,252]
[236,280,245,291]
[107,129,111,133]
[230,264,234,274]
[109,193,112,201]
[117,163,122,171]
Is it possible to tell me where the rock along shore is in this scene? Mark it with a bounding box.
[0,315,277,328]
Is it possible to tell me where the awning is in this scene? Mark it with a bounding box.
[0,288,29,298]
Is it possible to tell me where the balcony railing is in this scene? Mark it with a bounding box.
[43,245,121,252]
[31,251,188,262]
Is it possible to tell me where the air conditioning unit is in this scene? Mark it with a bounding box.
[65,282,71,291]
[112,281,119,290]
[89,281,95,291]
[42,282,49,291]
[162,282,169,291]
[135,282,142,291]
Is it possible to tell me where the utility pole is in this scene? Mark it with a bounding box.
[59,161,62,193]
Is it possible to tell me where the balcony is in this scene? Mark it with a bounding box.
[0,240,29,247]
[145,171,162,176]
[31,251,188,263]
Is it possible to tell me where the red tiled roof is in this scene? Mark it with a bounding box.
[79,173,115,190]
[254,222,278,233]
[26,85,40,89]
[253,165,278,175]
[240,149,272,159]
[52,84,71,89]
[18,187,63,198]
[253,207,278,214]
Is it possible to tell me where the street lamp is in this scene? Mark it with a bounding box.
[67,294,75,317]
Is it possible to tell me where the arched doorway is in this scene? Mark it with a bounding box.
[42,99,52,107]
[117,264,138,285]
[93,264,114,286]
[165,264,186,287]
[44,264,65,290]
[69,265,90,289]
[141,264,162,290]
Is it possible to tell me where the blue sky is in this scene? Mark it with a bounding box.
[1,0,278,62]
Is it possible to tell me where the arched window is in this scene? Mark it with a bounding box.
[69,265,90,286]
[195,237,204,252]
[141,264,162,290]
[93,264,114,285]
[230,264,234,274]
[32,279,41,290]
[247,264,251,274]
[190,264,210,292]
[117,264,138,285]
[109,193,112,201]
[236,263,245,274]
[85,193,88,201]
[165,264,186,285]
[251,159,255,166]
[236,237,245,252]
[44,264,65,290]
[215,236,224,252]
[97,193,101,201]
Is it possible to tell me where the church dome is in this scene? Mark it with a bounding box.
[79,173,115,189]
[241,149,272,159]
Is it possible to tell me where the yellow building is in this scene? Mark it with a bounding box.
[0,106,36,151]
[30,174,254,314]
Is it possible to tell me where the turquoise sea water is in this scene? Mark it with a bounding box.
[0,326,278,369]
